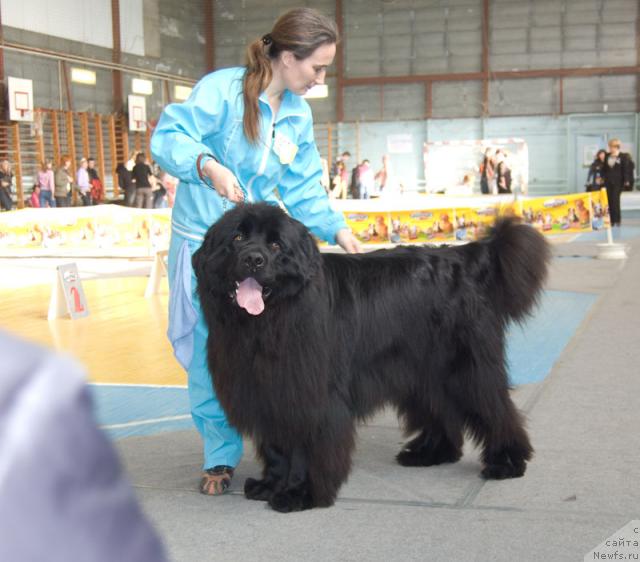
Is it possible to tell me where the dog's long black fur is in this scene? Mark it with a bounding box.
[192,203,550,512]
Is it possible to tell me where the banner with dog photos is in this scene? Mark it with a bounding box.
[337,190,609,245]
[344,212,395,244]
[0,191,610,255]
[519,192,595,235]
[388,210,455,243]
[0,206,171,257]
[589,188,610,231]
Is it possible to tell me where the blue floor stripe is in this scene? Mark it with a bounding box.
[92,290,596,439]
[506,290,597,385]
[89,385,191,440]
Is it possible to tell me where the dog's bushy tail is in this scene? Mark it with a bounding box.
[484,217,551,323]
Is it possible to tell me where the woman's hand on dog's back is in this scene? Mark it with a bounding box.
[336,228,361,253]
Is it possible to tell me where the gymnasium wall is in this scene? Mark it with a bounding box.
[1,0,638,195]
[322,112,638,195]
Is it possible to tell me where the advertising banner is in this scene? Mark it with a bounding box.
[389,210,456,243]
[520,192,593,235]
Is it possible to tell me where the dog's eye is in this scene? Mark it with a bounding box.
[270,241,280,252]
[233,233,244,242]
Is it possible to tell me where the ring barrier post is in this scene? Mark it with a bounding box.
[596,187,627,260]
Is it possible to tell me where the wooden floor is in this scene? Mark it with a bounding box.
[0,276,185,386]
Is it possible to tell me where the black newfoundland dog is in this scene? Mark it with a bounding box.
[193,203,549,513]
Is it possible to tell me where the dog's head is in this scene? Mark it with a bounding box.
[193,203,321,316]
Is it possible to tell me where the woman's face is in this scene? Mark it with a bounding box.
[280,42,336,96]
[597,151,606,162]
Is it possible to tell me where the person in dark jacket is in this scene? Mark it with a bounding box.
[87,157,104,204]
[0,330,168,562]
[132,152,154,209]
[495,150,512,194]
[585,149,606,192]
[116,162,136,207]
[603,138,634,227]
[0,159,14,211]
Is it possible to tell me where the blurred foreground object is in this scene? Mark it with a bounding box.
[0,330,167,562]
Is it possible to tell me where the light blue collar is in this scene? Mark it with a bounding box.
[258,90,306,122]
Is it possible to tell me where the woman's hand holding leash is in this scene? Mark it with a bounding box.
[202,158,245,203]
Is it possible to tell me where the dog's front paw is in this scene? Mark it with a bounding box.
[268,489,314,513]
[481,459,526,480]
[244,477,273,501]
[481,447,528,479]
[396,443,462,467]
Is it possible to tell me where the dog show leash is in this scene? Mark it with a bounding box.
[196,152,250,211]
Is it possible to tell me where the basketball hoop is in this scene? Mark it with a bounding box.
[15,91,29,119]
[132,106,145,131]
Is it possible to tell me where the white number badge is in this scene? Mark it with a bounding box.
[273,131,299,165]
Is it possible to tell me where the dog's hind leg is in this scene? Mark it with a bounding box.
[455,366,533,479]
[468,397,533,480]
[396,397,464,467]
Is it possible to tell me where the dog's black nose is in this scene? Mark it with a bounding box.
[244,252,265,270]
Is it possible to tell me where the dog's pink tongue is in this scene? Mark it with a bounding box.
[236,277,265,315]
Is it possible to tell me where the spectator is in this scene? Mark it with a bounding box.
[603,138,634,227]
[76,158,92,206]
[54,155,73,207]
[126,150,136,172]
[157,169,179,208]
[585,149,606,192]
[348,162,361,199]
[151,165,168,209]
[87,157,104,204]
[38,160,56,208]
[480,147,495,195]
[116,160,136,207]
[375,154,394,196]
[132,152,153,209]
[447,173,475,196]
[330,160,347,199]
[320,157,330,194]
[358,159,375,199]
[495,151,512,194]
[29,184,41,208]
[330,150,351,184]
[0,159,14,211]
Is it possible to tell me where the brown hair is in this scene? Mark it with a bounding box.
[243,8,338,144]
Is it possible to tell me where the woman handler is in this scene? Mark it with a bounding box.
[151,8,360,495]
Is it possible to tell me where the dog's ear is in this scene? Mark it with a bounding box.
[287,218,322,283]
[192,230,218,297]
[192,212,237,296]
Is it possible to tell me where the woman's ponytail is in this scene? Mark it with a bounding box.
[243,38,273,144]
